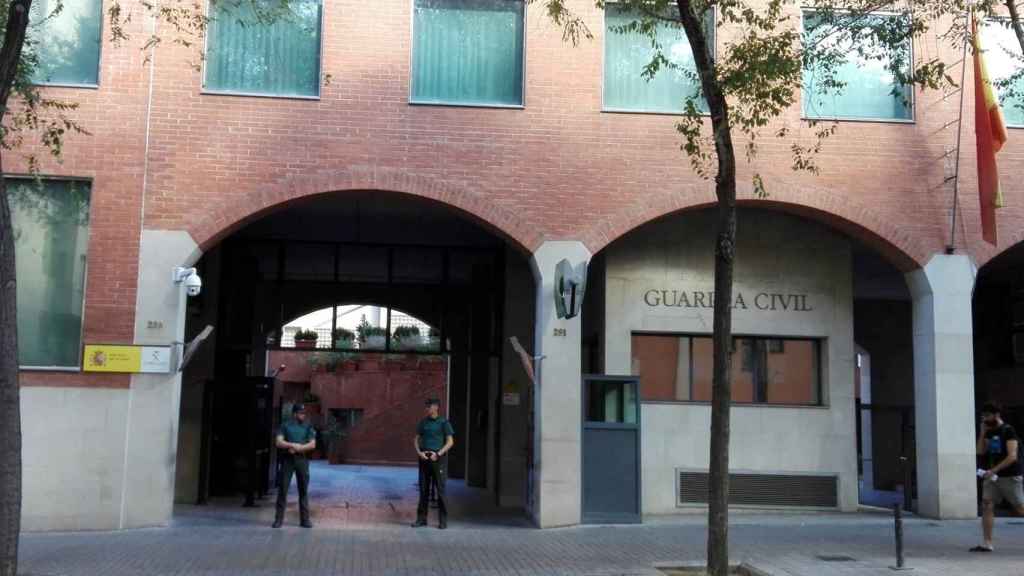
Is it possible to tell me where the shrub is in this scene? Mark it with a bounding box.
[393,325,421,340]
[332,327,355,341]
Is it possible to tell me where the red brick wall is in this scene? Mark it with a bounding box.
[14,9,153,389]
[16,1,1024,389]
[310,356,447,465]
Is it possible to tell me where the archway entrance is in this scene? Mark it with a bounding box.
[172,191,536,528]
[579,206,919,515]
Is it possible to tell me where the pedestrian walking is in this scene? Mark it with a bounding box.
[273,403,317,529]
[971,402,1024,552]
[411,398,454,529]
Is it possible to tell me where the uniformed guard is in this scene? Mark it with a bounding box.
[273,403,316,529]
[412,398,454,529]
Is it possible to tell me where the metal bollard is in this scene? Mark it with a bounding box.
[900,456,912,513]
[890,503,913,571]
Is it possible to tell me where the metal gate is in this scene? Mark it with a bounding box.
[582,375,641,524]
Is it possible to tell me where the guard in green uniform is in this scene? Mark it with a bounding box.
[412,398,454,529]
[273,403,316,528]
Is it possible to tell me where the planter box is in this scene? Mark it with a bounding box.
[361,335,386,350]
[295,340,317,349]
[393,337,420,351]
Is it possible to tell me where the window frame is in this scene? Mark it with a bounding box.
[600,3,716,116]
[407,0,528,109]
[982,16,1024,129]
[7,174,93,371]
[631,331,827,408]
[799,8,916,124]
[200,0,325,101]
[29,0,104,89]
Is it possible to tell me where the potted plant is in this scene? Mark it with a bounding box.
[357,319,387,350]
[294,328,318,349]
[392,325,421,351]
[423,326,441,352]
[333,327,356,349]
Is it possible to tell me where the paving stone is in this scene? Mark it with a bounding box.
[17,463,1024,576]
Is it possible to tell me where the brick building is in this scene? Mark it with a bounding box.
[12,0,1024,530]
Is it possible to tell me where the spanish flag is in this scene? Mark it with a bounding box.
[973,14,1008,246]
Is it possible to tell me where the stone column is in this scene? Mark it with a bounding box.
[905,254,977,519]
[530,241,591,528]
[121,230,200,528]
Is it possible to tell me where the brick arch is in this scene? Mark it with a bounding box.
[184,166,543,255]
[579,181,929,272]
[982,227,1024,271]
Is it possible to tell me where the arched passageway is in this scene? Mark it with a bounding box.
[172,190,537,528]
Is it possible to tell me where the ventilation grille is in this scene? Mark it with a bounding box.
[678,470,838,508]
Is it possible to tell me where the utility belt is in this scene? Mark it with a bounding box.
[279,449,308,460]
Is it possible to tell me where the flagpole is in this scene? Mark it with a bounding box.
[947,10,971,255]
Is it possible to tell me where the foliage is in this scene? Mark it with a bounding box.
[356,318,387,343]
[332,327,355,341]
[293,328,318,341]
[392,325,421,340]
[308,350,357,371]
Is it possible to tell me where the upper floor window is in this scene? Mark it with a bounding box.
[411,0,525,107]
[981,18,1024,127]
[29,0,103,86]
[9,178,92,368]
[802,11,913,121]
[205,0,323,98]
[603,5,711,114]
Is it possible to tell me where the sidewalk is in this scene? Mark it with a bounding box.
[17,464,1024,575]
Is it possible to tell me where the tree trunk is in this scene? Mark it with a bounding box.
[1005,1,1024,57]
[677,2,737,575]
[0,3,35,576]
[0,173,19,576]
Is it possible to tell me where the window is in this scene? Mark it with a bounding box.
[631,334,822,405]
[28,0,102,86]
[9,179,91,368]
[603,5,711,113]
[982,19,1024,127]
[802,12,912,121]
[411,0,525,106]
[586,378,638,424]
[328,408,364,431]
[205,0,323,97]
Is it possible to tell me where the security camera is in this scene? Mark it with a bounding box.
[184,272,202,297]
[173,266,203,297]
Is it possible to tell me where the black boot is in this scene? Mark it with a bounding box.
[411,518,427,528]
[438,516,447,530]
[272,518,283,529]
